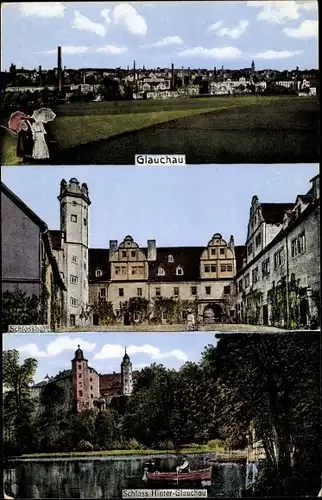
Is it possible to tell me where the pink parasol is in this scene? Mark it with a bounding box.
[8,111,30,132]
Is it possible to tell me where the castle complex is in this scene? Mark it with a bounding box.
[31,346,135,412]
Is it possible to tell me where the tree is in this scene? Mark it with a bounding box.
[2,288,42,332]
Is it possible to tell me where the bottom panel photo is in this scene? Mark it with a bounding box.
[3,331,321,499]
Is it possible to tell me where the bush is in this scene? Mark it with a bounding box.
[76,440,93,451]
[157,440,174,450]
[128,438,144,450]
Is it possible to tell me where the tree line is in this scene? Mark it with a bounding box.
[3,332,321,496]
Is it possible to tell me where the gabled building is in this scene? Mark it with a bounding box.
[235,175,320,328]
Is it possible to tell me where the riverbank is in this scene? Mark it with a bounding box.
[57,324,286,333]
[9,447,264,462]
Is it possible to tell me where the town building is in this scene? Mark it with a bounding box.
[31,346,136,412]
[1,182,66,330]
[235,175,320,329]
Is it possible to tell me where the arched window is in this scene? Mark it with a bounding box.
[95,269,102,277]
[168,255,174,263]
[158,267,165,276]
[176,266,184,276]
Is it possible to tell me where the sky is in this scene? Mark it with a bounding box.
[1,1,318,71]
[1,164,319,248]
[3,332,218,383]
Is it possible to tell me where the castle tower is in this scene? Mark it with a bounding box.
[121,348,133,395]
[251,60,255,73]
[71,345,90,412]
[58,178,91,327]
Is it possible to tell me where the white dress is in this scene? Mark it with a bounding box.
[31,121,50,160]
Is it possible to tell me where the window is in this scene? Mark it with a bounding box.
[227,265,233,272]
[174,287,179,296]
[91,394,93,399]
[121,266,126,275]
[90,385,93,390]
[220,265,226,272]
[137,288,142,297]
[168,255,174,263]
[238,280,243,293]
[70,297,77,307]
[211,265,216,272]
[220,248,225,255]
[138,266,144,274]
[224,285,231,294]
[119,288,124,297]
[72,255,78,263]
[131,250,136,258]
[158,267,165,276]
[71,214,77,223]
[122,250,127,258]
[274,247,285,269]
[211,248,216,256]
[191,286,197,296]
[245,274,250,288]
[72,201,77,206]
[70,275,78,284]
[78,364,81,370]
[90,377,92,382]
[95,269,102,277]
[255,233,262,248]
[84,263,86,271]
[132,267,137,274]
[298,232,306,254]
[79,391,83,397]
[83,218,87,226]
[204,265,210,273]
[78,373,82,378]
[205,286,211,295]
[176,267,184,275]
[115,266,120,275]
[262,258,270,277]
[291,238,298,258]
[100,288,106,298]
[83,281,86,290]
[252,267,259,283]
[248,243,253,256]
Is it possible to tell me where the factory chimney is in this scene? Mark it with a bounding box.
[171,63,174,90]
[181,66,184,87]
[57,46,62,91]
[39,65,42,86]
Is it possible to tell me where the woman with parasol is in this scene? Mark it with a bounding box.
[7,111,33,161]
[30,108,56,161]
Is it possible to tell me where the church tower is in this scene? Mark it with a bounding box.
[251,60,255,73]
[121,348,133,395]
[58,178,91,327]
[71,345,89,412]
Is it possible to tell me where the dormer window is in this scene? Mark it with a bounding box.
[95,269,102,277]
[168,255,174,263]
[176,266,184,276]
[158,267,165,276]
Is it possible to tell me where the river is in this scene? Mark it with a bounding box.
[4,454,249,498]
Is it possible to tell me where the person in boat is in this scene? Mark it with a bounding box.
[176,455,190,473]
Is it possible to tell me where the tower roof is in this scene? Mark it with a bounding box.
[73,345,86,361]
[122,347,130,363]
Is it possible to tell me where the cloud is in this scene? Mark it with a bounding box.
[72,10,106,37]
[18,337,96,358]
[101,8,112,25]
[141,36,184,48]
[94,344,188,362]
[254,49,302,59]
[19,2,66,18]
[42,45,127,55]
[209,20,249,39]
[112,3,147,35]
[284,19,318,38]
[96,45,128,54]
[178,46,242,59]
[247,1,317,24]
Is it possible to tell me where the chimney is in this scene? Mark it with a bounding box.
[181,66,184,87]
[310,175,320,202]
[147,240,156,261]
[213,67,216,81]
[57,46,62,91]
[39,65,42,86]
[109,240,118,259]
[171,63,174,90]
[188,67,191,85]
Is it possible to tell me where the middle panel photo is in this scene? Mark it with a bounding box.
[1,163,319,334]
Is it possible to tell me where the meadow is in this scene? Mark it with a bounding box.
[1,95,318,165]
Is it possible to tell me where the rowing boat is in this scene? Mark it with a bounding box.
[146,467,212,482]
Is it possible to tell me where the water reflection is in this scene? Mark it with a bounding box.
[4,454,246,499]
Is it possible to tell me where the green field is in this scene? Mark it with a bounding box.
[0,95,293,165]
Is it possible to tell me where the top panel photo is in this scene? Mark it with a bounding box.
[0,0,319,166]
